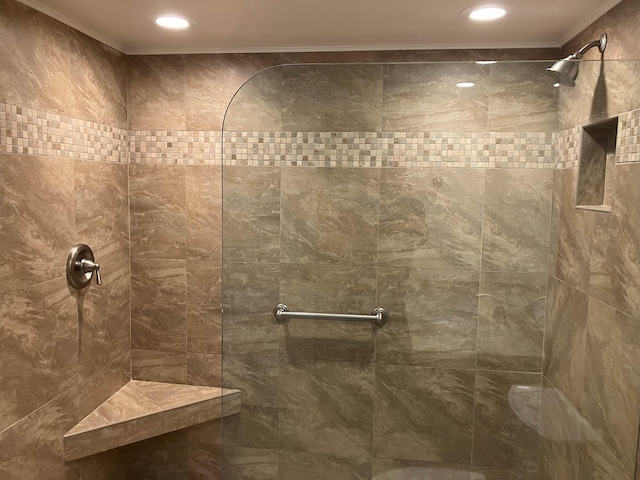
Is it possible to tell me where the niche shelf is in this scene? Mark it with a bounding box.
[576,117,618,213]
[63,380,241,462]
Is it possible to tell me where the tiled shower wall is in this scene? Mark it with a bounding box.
[0,1,130,478]
[220,63,557,480]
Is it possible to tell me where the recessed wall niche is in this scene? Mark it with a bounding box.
[576,117,618,212]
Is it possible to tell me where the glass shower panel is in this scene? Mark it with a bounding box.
[220,61,560,479]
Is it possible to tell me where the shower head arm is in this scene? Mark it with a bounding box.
[573,33,608,59]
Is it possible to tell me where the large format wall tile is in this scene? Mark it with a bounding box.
[378,168,484,270]
[282,65,383,132]
[581,297,640,475]
[472,372,541,470]
[223,404,278,450]
[127,55,186,130]
[374,364,475,463]
[279,450,370,480]
[482,169,553,273]
[477,272,546,372]
[0,278,77,432]
[543,277,588,410]
[223,447,278,480]
[372,457,472,480]
[278,360,374,457]
[223,355,279,408]
[186,166,222,261]
[75,161,129,266]
[0,0,73,115]
[130,258,187,353]
[281,167,379,266]
[0,155,74,293]
[279,263,377,362]
[187,260,222,355]
[129,164,187,259]
[376,268,479,368]
[223,166,281,263]
[69,30,127,129]
[131,349,187,384]
[383,63,489,131]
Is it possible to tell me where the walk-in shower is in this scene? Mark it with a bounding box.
[548,33,608,86]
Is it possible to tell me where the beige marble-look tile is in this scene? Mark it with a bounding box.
[75,447,131,480]
[279,263,377,362]
[280,167,379,266]
[224,66,283,132]
[186,165,222,261]
[186,53,281,131]
[589,164,640,320]
[487,62,558,132]
[279,450,370,480]
[222,263,280,357]
[482,169,553,273]
[128,430,189,480]
[188,441,222,480]
[0,277,77,432]
[75,161,129,265]
[376,268,479,368]
[131,258,187,352]
[222,355,278,408]
[577,432,632,480]
[383,63,489,131]
[131,349,187,384]
[282,64,383,131]
[470,466,538,479]
[378,168,484,270]
[372,457,472,480]
[278,360,374,457]
[223,405,278,449]
[374,364,475,463]
[548,168,595,292]
[543,277,588,410]
[472,372,541,469]
[576,129,609,206]
[69,30,127,128]
[187,260,222,355]
[537,380,582,480]
[477,272,546,372]
[0,0,73,115]
[581,296,640,475]
[129,164,187,259]
[187,352,222,387]
[0,155,74,293]
[222,166,281,263]
[128,55,186,131]
[223,447,278,480]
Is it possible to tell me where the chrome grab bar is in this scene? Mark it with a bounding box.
[273,304,389,329]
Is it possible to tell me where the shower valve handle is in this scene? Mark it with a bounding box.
[79,259,102,285]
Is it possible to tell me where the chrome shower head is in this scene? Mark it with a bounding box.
[547,33,608,87]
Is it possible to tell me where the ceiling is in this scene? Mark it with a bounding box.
[18,0,623,55]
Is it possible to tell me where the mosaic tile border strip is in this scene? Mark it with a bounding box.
[129,130,221,165]
[618,108,640,164]
[555,127,581,169]
[222,131,556,168]
[0,103,128,162]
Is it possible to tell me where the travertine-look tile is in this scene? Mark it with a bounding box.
[282,65,383,131]
[374,364,475,463]
[187,260,222,354]
[0,0,73,115]
[372,457,472,480]
[75,161,129,265]
[278,360,374,457]
[222,166,281,263]
[128,55,186,131]
[0,278,77,432]
[131,258,187,352]
[279,263,377,362]
[281,167,379,265]
[543,277,588,410]
[378,168,484,270]
[383,63,489,131]
[69,30,127,128]
[0,155,74,293]
[581,297,640,475]
[472,372,541,469]
[132,349,187,384]
[477,272,546,372]
[186,165,222,261]
[376,268,479,368]
[279,450,370,480]
[222,263,280,357]
[482,169,553,273]
[129,164,187,259]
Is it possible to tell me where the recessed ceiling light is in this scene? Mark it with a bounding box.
[476,60,497,65]
[457,82,476,88]
[155,15,196,30]
[463,5,508,21]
